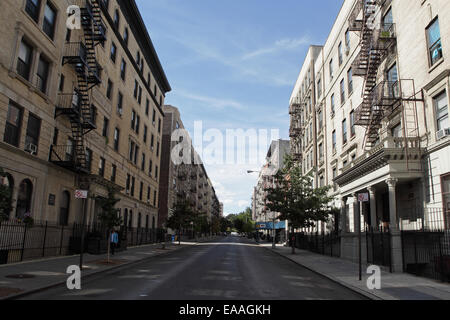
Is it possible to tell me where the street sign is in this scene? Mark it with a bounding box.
[75,190,88,199]
[358,193,369,202]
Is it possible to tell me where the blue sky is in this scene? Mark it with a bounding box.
[136,0,344,215]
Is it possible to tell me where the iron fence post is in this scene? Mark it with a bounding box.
[20,223,28,262]
[59,225,65,255]
[42,221,48,257]
[413,231,418,275]
[438,234,444,282]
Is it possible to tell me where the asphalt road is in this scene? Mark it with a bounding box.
[22,236,366,300]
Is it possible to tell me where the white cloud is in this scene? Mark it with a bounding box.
[241,36,310,60]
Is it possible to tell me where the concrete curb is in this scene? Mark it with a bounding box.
[1,243,191,300]
[259,244,382,301]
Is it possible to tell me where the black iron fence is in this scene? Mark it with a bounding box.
[0,220,167,265]
[402,230,450,283]
[366,226,391,270]
[294,231,341,258]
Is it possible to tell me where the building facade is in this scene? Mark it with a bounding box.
[252,139,290,231]
[0,0,170,231]
[289,0,450,273]
[158,105,220,230]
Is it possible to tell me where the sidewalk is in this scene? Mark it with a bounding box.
[0,237,217,300]
[260,243,450,300]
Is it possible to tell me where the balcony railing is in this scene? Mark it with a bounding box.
[63,42,88,66]
[56,93,83,116]
[49,145,77,170]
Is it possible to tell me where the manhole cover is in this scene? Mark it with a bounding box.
[0,287,24,298]
[5,274,36,279]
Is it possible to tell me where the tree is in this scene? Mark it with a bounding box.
[0,168,12,222]
[265,155,336,253]
[96,188,122,262]
[166,201,195,244]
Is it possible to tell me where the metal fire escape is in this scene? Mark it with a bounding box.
[350,0,424,160]
[289,96,304,161]
[51,0,105,173]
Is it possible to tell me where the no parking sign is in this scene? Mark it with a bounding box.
[75,190,88,199]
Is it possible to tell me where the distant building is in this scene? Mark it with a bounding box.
[158,105,220,229]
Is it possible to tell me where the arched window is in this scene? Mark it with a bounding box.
[59,191,70,226]
[16,179,33,219]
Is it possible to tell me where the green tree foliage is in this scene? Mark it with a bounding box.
[95,187,123,262]
[265,155,336,230]
[226,207,255,233]
[0,167,13,222]
[96,188,123,230]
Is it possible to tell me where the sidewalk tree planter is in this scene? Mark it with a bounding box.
[96,188,122,263]
[265,155,337,254]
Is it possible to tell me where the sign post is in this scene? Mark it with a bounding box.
[357,193,369,281]
[75,190,88,271]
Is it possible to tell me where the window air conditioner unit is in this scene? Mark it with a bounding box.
[25,143,37,155]
[436,128,450,140]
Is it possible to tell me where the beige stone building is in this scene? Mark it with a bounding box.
[290,0,450,274]
[0,0,170,232]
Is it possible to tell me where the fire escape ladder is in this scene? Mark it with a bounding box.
[53,0,104,173]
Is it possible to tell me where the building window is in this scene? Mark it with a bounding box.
[347,68,353,94]
[120,59,126,80]
[117,92,123,114]
[111,164,117,183]
[17,40,32,80]
[139,182,143,201]
[158,118,162,133]
[152,109,156,124]
[126,174,131,193]
[131,177,135,196]
[155,166,158,179]
[318,110,323,131]
[134,146,139,165]
[136,115,140,134]
[4,102,23,147]
[350,110,355,137]
[58,74,65,92]
[338,42,343,65]
[427,18,442,66]
[25,0,40,22]
[143,125,148,143]
[434,91,449,131]
[342,118,347,145]
[86,148,92,172]
[145,99,150,116]
[331,94,335,115]
[329,59,334,79]
[340,79,345,104]
[106,79,113,99]
[43,2,57,40]
[102,117,109,137]
[36,56,50,93]
[317,77,322,98]
[149,159,153,176]
[110,42,117,63]
[113,9,120,29]
[332,130,336,152]
[150,134,154,150]
[25,113,41,154]
[345,29,350,49]
[391,123,402,138]
[131,110,136,130]
[16,179,33,220]
[141,153,146,171]
[123,28,128,46]
[99,157,105,177]
[153,190,157,207]
[114,128,120,151]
